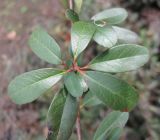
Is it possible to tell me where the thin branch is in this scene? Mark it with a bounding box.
[76,110,82,140]
[68,0,74,10]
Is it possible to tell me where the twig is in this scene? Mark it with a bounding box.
[68,0,74,10]
[76,110,82,140]
[68,1,82,137]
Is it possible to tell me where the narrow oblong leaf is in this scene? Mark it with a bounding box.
[84,71,138,111]
[113,26,139,43]
[91,8,128,25]
[64,72,83,97]
[57,94,78,140]
[94,111,129,140]
[8,68,63,104]
[29,27,62,65]
[93,26,117,48]
[47,89,66,140]
[89,44,149,73]
[71,21,96,58]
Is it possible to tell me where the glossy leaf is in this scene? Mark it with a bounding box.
[57,94,78,140]
[83,90,102,107]
[89,44,149,73]
[8,68,63,104]
[71,21,96,58]
[93,26,117,48]
[94,111,129,140]
[29,27,62,65]
[74,0,83,13]
[113,26,139,43]
[91,8,128,25]
[84,71,138,111]
[47,89,66,140]
[64,72,83,97]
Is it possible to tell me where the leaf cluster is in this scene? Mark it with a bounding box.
[8,5,149,140]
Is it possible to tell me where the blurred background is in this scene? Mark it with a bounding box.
[0,0,160,140]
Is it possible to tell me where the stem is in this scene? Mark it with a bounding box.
[76,109,82,140]
[68,0,74,10]
[79,65,89,71]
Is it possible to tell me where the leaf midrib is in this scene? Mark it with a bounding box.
[90,54,148,66]
[12,72,63,96]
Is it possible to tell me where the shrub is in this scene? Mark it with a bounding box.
[8,1,149,140]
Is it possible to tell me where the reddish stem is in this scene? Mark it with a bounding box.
[79,65,89,71]
[64,60,88,74]
[76,110,82,140]
[62,61,67,68]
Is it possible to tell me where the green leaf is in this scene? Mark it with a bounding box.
[93,111,129,140]
[91,8,128,25]
[65,9,79,23]
[93,26,117,48]
[113,26,139,43]
[82,90,102,107]
[29,27,62,65]
[74,0,83,13]
[84,71,138,111]
[89,44,149,73]
[47,89,66,140]
[79,75,88,93]
[107,128,123,140]
[57,94,78,140]
[8,68,63,104]
[64,72,83,97]
[71,21,96,58]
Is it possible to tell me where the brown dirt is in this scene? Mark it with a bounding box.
[0,0,63,139]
